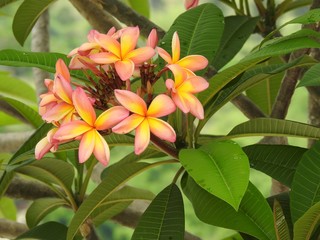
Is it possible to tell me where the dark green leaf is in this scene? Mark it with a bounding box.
[132,184,184,240]
[243,144,307,187]
[16,221,68,240]
[182,175,276,239]
[26,198,67,228]
[103,185,154,203]
[297,63,320,87]
[12,0,56,46]
[0,49,88,81]
[180,140,249,210]
[213,16,258,70]
[291,141,320,222]
[273,200,290,240]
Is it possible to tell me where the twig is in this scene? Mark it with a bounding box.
[0,219,28,239]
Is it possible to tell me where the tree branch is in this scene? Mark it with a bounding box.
[0,131,34,153]
[231,94,267,118]
[0,219,28,239]
[0,99,29,124]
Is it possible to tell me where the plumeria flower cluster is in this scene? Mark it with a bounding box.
[35,26,209,166]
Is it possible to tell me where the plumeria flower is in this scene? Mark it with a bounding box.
[184,0,199,10]
[157,32,208,75]
[54,87,129,165]
[90,26,155,80]
[166,65,208,119]
[112,90,176,154]
[147,29,158,49]
[35,128,59,160]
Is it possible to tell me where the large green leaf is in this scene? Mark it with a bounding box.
[180,140,249,210]
[103,185,154,203]
[243,144,307,187]
[1,97,43,128]
[131,184,184,240]
[273,200,290,240]
[291,141,320,223]
[226,118,320,140]
[294,201,320,240]
[0,197,16,221]
[182,175,276,239]
[16,222,69,240]
[158,3,224,69]
[212,16,258,70]
[0,71,36,103]
[12,0,56,46]
[0,49,88,81]
[67,162,151,240]
[127,0,149,18]
[26,198,67,228]
[297,62,320,87]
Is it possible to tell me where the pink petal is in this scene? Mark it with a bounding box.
[168,64,187,87]
[35,136,53,159]
[172,32,180,63]
[147,29,158,48]
[95,34,121,57]
[134,119,150,154]
[126,47,155,64]
[54,75,73,104]
[147,94,176,117]
[42,102,74,123]
[90,52,120,65]
[114,59,135,80]
[185,94,205,119]
[78,42,100,56]
[93,132,110,166]
[69,55,95,69]
[157,47,172,64]
[112,114,144,134]
[180,76,209,93]
[72,87,96,126]
[54,120,92,141]
[55,59,70,82]
[165,79,175,92]
[120,26,139,57]
[177,55,208,72]
[68,47,79,57]
[106,27,116,37]
[184,0,199,9]
[172,92,190,113]
[39,92,57,107]
[95,106,130,130]
[148,117,176,142]
[114,90,147,115]
[78,129,95,163]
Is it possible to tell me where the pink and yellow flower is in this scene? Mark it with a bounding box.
[184,0,199,10]
[157,32,208,75]
[35,128,59,160]
[90,27,155,80]
[54,87,129,165]
[166,65,208,119]
[112,90,176,154]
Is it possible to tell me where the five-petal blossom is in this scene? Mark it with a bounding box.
[112,90,176,154]
[54,87,129,165]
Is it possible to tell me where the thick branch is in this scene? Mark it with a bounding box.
[99,0,165,38]
[0,131,34,153]
[0,219,28,239]
[231,94,266,118]
[69,0,121,32]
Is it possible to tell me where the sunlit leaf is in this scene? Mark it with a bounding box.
[0,197,16,221]
[128,0,149,18]
[297,63,320,87]
[132,184,184,240]
[180,140,249,210]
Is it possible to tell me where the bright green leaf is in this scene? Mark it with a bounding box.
[131,184,184,240]
[182,175,276,240]
[180,140,249,210]
[294,201,320,240]
[297,63,320,87]
[0,197,16,220]
[12,0,56,46]
[291,141,320,222]
[26,198,67,228]
[128,0,149,18]
[0,0,19,7]
[103,185,154,203]
[243,144,306,187]
[273,200,291,240]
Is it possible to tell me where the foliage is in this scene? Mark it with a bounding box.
[0,0,320,240]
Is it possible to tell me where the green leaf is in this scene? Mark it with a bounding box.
[127,0,149,18]
[26,198,67,228]
[182,175,276,240]
[291,141,320,223]
[243,144,307,187]
[131,184,184,240]
[159,3,224,70]
[0,197,16,220]
[16,157,75,191]
[0,71,36,103]
[226,118,320,140]
[12,0,56,46]
[180,140,249,210]
[213,16,258,70]
[294,201,320,240]
[67,162,151,240]
[16,221,68,240]
[1,97,43,128]
[297,63,320,87]
[273,200,290,240]
[0,0,19,7]
[103,185,154,203]
[0,49,88,81]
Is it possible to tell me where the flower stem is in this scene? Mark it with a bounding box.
[150,134,179,159]
[172,166,185,184]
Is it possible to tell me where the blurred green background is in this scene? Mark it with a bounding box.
[0,0,310,239]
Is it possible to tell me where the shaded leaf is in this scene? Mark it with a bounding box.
[26,198,67,228]
[131,184,184,240]
[243,144,306,187]
[291,141,320,222]
[0,0,19,7]
[180,140,249,210]
[273,200,290,240]
[182,175,276,240]
[103,185,154,203]
[297,62,320,87]
[12,0,56,46]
